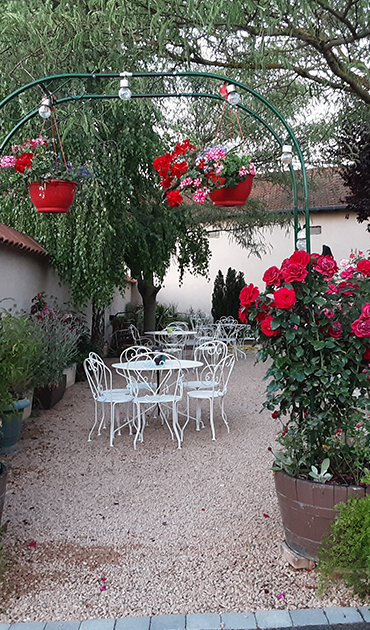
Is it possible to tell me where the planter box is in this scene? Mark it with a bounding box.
[0,398,30,453]
[274,469,369,561]
[34,375,66,410]
[0,463,7,525]
[63,363,77,388]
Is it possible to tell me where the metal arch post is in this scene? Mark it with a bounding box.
[0,70,308,250]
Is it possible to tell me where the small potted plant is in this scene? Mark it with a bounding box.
[239,250,370,561]
[0,308,41,453]
[153,139,256,207]
[0,136,93,213]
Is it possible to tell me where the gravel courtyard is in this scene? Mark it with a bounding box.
[0,353,363,624]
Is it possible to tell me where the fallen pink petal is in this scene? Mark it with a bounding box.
[101,577,107,582]
[28,541,36,547]
[277,593,285,599]
[100,586,107,592]
[263,513,270,518]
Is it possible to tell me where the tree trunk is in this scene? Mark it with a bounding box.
[137,273,161,332]
[91,304,105,348]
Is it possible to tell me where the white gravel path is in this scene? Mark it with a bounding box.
[0,353,364,624]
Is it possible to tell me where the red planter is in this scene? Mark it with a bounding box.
[28,179,77,213]
[274,470,370,561]
[209,175,254,206]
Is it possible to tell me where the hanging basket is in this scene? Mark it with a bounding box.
[209,174,254,207]
[28,179,77,213]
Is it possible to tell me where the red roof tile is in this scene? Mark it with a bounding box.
[249,168,348,211]
[0,223,48,257]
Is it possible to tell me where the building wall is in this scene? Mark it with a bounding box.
[159,211,370,316]
[0,245,71,313]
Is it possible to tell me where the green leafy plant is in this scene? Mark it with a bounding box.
[318,495,370,598]
[240,250,370,484]
[309,458,333,483]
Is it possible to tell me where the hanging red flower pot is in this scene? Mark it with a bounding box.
[209,174,254,206]
[28,179,77,213]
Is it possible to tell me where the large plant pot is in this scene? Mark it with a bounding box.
[0,399,31,454]
[28,179,77,213]
[274,470,370,561]
[63,363,77,388]
[208,175,254,206]
[0,463,8,525]
[34,375,66,410]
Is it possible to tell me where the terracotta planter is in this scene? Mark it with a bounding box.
[274,470,370,561]
[0,399,31,454]
[209,175,254,206]
[28,179,77,213]
[0,463,7,525]
[34,375,66,410]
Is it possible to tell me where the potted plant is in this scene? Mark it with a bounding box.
[0,136,93,213]
[30,295,84,409]
[239,250,370,561]
[153,139,256,207]
[0,308,41,453]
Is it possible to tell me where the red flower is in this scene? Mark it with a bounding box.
[153,154,171,171]
[327,321,342,338]
[15,151,33,173]
[166,190,183,207]
[314,255,338,278]
[281,263,308,283]
[289,250,311,267]
[171,161,188,178]
[351,318,370,337]
[238,307,248,324]
[263,266,281,286]
[239,283,260,307]
[361,302,370,319]
[273,287,296,310]
[260,315,280,337]
[357,260,370,277]
[272,411,279,419]
[282,427,288,436]
[173,139,196,155]
[337,281,360,296]
[255,301,270,322]
[363,347,370,361]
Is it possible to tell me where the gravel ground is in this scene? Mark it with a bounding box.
[0,353,364,624]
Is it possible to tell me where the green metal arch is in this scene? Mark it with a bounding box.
[0,70,309,251]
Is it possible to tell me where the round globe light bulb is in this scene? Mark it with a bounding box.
[281,144,293,165]
[39,103,51,119]
[227,90,241,106]
[118,78,132,101]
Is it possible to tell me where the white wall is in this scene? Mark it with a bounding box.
[159,211,370,315]
[0,246,71,313]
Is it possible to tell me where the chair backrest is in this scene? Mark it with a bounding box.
[194,340,228,382]
[211,353,236,395]
[120,346,153,363]
[159,329,187,351]
[123,351,183,399]
[167,321,189,331]
[84,354,113,399]
[128,324,141,344]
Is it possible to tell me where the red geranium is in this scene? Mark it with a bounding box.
[313,255,338,278]
[357,260,370,277]
[351,318,370,337]
[15,152,33,173]
[327,321,343,338]
[263,266,281,286]
[273,287,296,310]
[281,263,308,283]
[166,190,183,207]
[289,250,311,267]
[260,315,280,337]
[239,283,260,307]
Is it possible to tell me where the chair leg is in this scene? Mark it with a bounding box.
[209,397,216,441]
[172,402,182,449]
[110,402,115,447]
[220,396,230,432]
[133,403,142,450]
[195,400,202,431]
[88,400,98,441]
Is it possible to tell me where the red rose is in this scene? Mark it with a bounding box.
[362,302,370,318]
[289,251,311,267]
[281,263,308,283]
[357,260,370,277]
[15,151,33,173]
[166,190,183,207]
[238,307,248,324]
[363,347,370,361]
[337,281,360,296]
[314,255,338,278]
[239,283,259,307]
[351,318,370,337]
[255,301,270,322]
[327,321,342,338]
[273,287,296,309]
[260,315,280,337]
[263,266,281,286]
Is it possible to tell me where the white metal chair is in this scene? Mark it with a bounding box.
[215,317,247,360]
[84,354,133,447]
[183,354,235,441]
[129,324,153,347]
[122,351,184,449]
[157,327,188,359]
[184,340,228,390]
[167,321,189,331]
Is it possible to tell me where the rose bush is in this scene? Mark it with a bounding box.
[240,250,370,484]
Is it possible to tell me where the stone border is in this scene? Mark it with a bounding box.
[1,606,370,630]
